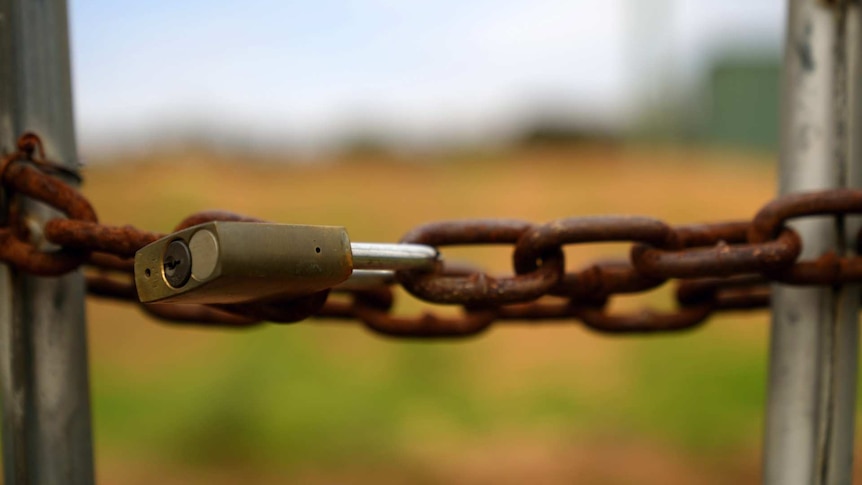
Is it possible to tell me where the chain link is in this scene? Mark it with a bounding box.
[2,133,861,337]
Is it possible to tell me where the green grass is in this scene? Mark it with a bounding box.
[92,318,770,471]
[622,323,767,449]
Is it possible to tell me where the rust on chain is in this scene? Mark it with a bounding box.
[316,287,497,338]
[750,189,862,284]
[351,304,498,338]
[713,286,771,310]
[85,273,138,299]
[45,220,162,258]
[86,274,261,327]
[512,216,676,301]
[496,300,579,320]
[58,210,263,266]
[676,275,771,311]
[2,158,94,221]
[88,252,135,273]
[1,132,82,183]
[513,216,679,272]
[675,221,751,246]
[554,260,663,303]
[217,290,331,324]
[143,304,261,328]
[0,160,97,275]
[631,222,802,279]
[396,220,564,305]
[494,298,715,333]
[315,287,395,320]
[575,303,714,334]
[8,131,862,336]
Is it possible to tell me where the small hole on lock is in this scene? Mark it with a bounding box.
[145,268,151,278]
[315,247,321,253]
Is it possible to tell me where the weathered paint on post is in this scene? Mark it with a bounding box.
[765,1,860,484]
[0,0,95,483]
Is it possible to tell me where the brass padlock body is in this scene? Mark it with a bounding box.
[134,222,353,304]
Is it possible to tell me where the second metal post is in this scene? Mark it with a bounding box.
[764,1,860,484]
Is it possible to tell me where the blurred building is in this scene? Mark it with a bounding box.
[703,55,781,151]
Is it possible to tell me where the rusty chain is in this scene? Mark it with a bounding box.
[1,133,860,338]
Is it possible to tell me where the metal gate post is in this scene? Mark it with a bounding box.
[764,1,860,484]
[0,0,95,483]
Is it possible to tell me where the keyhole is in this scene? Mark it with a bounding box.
[164,257,181,272]
[163,239,192,288]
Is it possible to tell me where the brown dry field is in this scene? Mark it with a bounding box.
[73,145,862,484]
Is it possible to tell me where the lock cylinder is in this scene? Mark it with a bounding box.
[162,239,193,288]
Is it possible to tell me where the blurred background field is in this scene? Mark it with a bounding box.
[83,144,784,484]
[57,1,857,482]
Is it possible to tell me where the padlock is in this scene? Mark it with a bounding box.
[134,222,353,304]
[134,222,440,305]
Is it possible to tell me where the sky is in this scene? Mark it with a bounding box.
[69,0,786,153]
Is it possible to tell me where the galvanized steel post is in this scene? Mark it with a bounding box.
[765,1,860,483]
[0,0,95,483]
